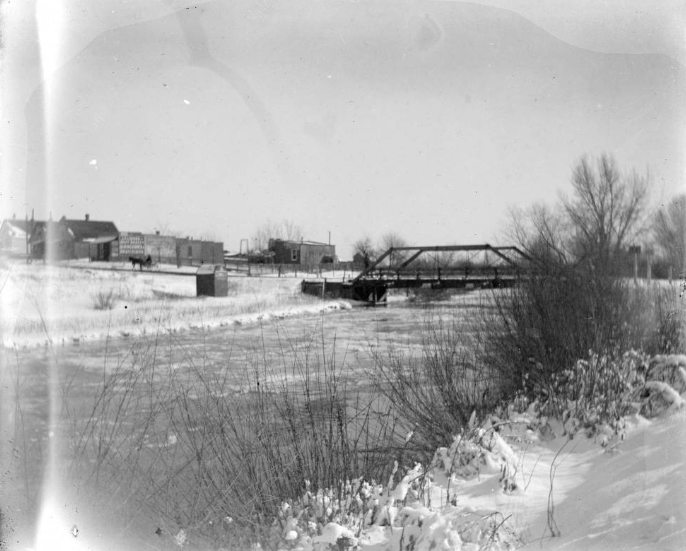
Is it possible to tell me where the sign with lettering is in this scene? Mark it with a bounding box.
[118,233,145,256]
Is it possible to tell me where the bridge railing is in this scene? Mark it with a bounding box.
[360,265,522,280]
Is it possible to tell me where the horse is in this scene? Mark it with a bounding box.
[129,255,153,271]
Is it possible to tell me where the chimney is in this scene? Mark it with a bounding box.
[85,214,90,221]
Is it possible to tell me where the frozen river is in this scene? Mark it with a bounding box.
[10,291,489,385]
[2,290,494,547]
[4,290,492,465]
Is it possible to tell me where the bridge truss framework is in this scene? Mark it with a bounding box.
[348,244,533,304]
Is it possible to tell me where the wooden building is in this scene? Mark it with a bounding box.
[116,231,178,264]
[175,238,224,266]
[0,217,44,257]
[269,239,336,265]
[30,215,118,261]
[144,233,177,264]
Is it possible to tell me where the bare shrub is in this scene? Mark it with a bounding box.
[638,285,684,354]
[479,268,683,401]
[226,279,239,296]
[92,287,118,310]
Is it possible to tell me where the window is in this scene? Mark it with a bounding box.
[187,246,192,257]
[291,248,298,262]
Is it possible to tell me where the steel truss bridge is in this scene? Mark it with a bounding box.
[302,244,533,305]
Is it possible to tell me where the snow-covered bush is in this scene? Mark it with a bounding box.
[273,459,520,551]
[523,351,686,443]
[546,350,647,437]
[269,346,685,550]
[433,421,520,496]
[641,354,686,414]
[271,409,530,549]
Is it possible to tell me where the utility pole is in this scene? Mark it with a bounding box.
[629,245,641,285]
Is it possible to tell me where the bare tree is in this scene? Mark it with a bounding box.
[561,154,648,272]
[353,236,376,268]
[152,222,183,238]
[506,203,570,267]
[252,221,279,252]
[199,231,222,242]
[281,219,303,242]
[380,232,408,267]
[252,219,303,252]
[353,236,375,256]
[653,193,686,274]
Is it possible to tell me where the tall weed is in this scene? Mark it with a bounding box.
[372,311,501,453]
[64,323,403,549]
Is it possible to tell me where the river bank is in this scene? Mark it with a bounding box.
[0,259,353,349]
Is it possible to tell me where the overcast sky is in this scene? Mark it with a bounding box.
[1,0,684,257]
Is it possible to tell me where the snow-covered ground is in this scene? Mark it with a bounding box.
[0,259,352,349]
[3,258,684,551]
[25,405,684,551]
[455,411,685,550]
[521,411,685,550]
[271,406,685,551]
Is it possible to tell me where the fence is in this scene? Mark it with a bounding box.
[223,259,358,279]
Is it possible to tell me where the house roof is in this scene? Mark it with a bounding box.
[300,240,333,247]
[62,219,118,241]
[272,239,333,247]
[1,219,45,236]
